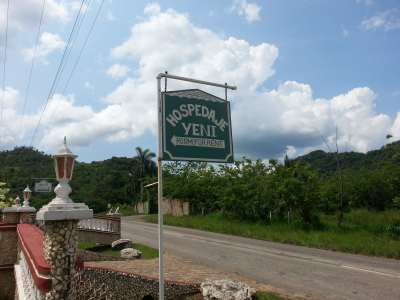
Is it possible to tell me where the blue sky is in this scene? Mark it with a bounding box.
[0,0,399,162]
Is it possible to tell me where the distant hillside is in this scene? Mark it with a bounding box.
[1,141,399,212]
[295,141,400,174]
[0,147,136,212]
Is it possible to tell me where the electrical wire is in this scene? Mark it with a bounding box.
[62,0,104,94]
[56,0,92,92]
[46,0,104,123]
[29,0,87,147]
[19,0,46,144]
[0,0,10,138]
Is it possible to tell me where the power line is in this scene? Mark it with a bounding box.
[62,0,104,94]
[19,0,46,144]
[46,0,104,123]
[0,0,10,136]
[56,0,92,92]
[29,0,87,147]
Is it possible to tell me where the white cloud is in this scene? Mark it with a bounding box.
[21,32,65,64]
[361,9,400,31]
[342,28,349,38]
[106,64,130,79]
[144,3,161,16]
[0,0,82,34]
[390,113,400,140]
[232,0,262,23]
[3,4,399,158]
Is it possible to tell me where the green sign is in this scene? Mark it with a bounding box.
[162,89,233,163]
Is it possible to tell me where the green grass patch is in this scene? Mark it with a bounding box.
[144,210,400,259]
[78,242,159,259]
[118,204,137,216]
[255,291,288,300]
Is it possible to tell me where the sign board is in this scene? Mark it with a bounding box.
[162,89,233,163]
[34,180,52,193]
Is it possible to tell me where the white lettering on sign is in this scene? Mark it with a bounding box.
[171,136,225,149]
[181,123,216,138]
[166,104,228,132]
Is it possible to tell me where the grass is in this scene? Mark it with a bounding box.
[78,242,159,259]
[144,209,400,259]
[118,204,137,216]
[255,291,288,300]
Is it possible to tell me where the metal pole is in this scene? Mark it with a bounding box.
[157,76,164,300]
[158,72,237,90]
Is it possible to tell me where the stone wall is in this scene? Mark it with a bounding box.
[77,249,129,262]
[71,266,199,300]
[0,225,17,265]
[43,220,78,300]
[77,230,120,245]
[0,266,15,300]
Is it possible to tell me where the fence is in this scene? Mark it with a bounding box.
[77,214,121,245]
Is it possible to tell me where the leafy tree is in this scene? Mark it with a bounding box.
[0,182,13,208]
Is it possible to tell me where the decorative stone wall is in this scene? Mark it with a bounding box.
[0,266,15,300]
[2,211,19,223]
[14,250,46,300]
[42,220,78,300]
[19,212,36,224]
[0,225,17,265]
[77,230,120,245]
[0,223,18,299]
[76,249,130,262]
[71,267,199,300]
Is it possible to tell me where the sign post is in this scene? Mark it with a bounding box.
[156,73,236,300]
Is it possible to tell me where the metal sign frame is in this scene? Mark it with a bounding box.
[156,72,236,300]
[161,89,234,163]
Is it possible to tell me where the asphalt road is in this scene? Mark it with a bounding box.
[122,216,400,300]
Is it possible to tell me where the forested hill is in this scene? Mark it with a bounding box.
[0,147,136,211]
[1,141,399,211]
[294,141,400,174]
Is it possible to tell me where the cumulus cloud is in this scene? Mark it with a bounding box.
[232,0,262,23]
[0,87,37,147]
[21,32,65,63]
[362,9,400,31]
[390,113,400,140]
[0,0,82,34]
[106,64,130,79]
[5,4,399,158]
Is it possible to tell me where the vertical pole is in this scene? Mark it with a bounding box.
[157,76,164,300]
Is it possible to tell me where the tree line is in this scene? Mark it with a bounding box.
[0,141,399,227]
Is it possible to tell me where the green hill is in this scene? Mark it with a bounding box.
[1,141,399,213]
[0,147,136,212]
[295,141,400,174]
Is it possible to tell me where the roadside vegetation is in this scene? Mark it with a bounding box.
[145,210,400,258]
[1,142,400,258]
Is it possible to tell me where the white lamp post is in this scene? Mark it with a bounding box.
[14,196,21,207]
[22,186,32,207]
[36,137,93,221]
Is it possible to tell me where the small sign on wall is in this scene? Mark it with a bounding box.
[34,180,52,193]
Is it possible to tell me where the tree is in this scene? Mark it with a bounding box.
[130,147,157,202]
[0,182,13,209]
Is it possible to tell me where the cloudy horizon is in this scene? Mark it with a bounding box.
[0,0,399,162]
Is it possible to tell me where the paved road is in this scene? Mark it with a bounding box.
[122,217,400,300]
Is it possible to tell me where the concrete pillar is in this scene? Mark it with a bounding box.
[1,207,19,223]
[36,138,92,299]
[43,220,78,300]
